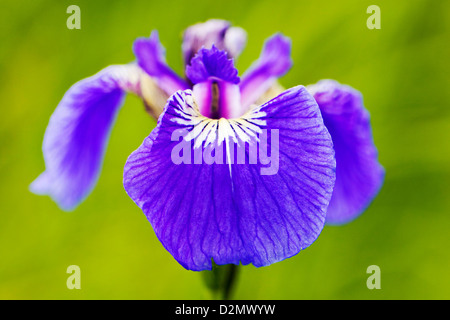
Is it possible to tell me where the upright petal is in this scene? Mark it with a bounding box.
[30,64,144,211]
[182,19,247,65]
[239,33,292,109]
[123,87,335,271]
[308,80,385,225]
[133,31,189,95]
[223,26,247,59]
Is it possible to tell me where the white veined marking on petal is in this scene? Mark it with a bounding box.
[169,91,267,179]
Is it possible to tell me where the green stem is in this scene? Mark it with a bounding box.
[201,262,240,300]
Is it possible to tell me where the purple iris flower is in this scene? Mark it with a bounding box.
[30,19,383,271]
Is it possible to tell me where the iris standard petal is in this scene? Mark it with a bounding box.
[223,26,247,59]
[182,19,247,65]
[30,64,144,211]
[308,80,385,225]
[123,87,335,271]
[239,33,292,109]
[133,31,189,95]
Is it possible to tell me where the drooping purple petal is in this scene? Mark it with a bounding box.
[133,31,189,95]
[240,33,292,109]
[186,45,240,85]
[30,64,144,211]
[308,80,384,225]
[182,19,247,65]
[123,87,335,271]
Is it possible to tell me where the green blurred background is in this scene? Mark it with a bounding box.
[0,0,449,299]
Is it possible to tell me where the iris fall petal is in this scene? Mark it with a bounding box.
[123,86,335,270]
[30,64,144,210]
[308,80,384,224]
